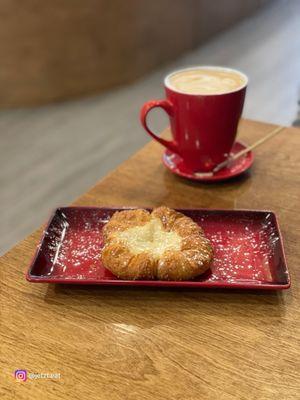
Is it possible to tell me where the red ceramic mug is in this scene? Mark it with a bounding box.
[140,66,248,172]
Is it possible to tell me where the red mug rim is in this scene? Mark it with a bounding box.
[164,66,248,96]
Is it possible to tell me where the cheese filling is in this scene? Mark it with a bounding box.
[117,218,182,258]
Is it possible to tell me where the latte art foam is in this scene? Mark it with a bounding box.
[168,68,246,95]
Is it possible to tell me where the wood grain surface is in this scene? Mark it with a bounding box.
[1,119,300,399]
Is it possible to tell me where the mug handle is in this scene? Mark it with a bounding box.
[140,100,179,154]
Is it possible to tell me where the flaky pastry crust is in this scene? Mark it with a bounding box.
[101,206,213,280]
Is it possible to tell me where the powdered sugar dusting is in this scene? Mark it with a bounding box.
[42,209,113,280]
[31,208,287,286]
[197,212,282,284]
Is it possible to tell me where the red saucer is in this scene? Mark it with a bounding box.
[163,141,254,182]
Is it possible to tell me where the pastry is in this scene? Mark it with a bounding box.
[101,206,213,280]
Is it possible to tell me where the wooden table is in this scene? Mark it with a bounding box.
[1,119,300,400]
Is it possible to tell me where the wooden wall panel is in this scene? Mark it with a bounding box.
[0,0,270,107]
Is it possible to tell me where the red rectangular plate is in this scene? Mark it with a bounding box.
[26,207,290,290]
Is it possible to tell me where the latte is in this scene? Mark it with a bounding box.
[168,67,246,95]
